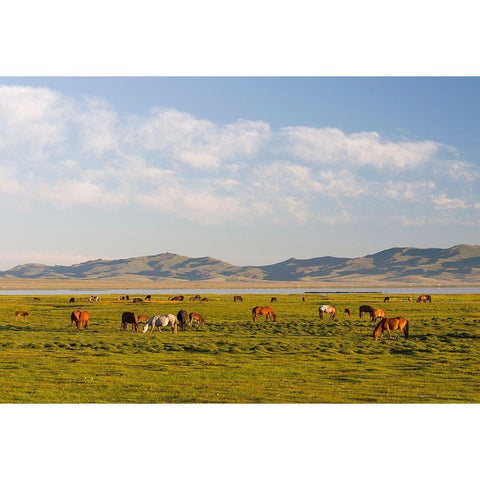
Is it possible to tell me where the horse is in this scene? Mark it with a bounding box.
[189,297,195,301]
[71,310,90,330]
[344,308,351,319]
[373,317,409,340]
[142,314,177,333]
[270,297,277,303]
[15,310,30,320]
[89,296,99,302]
[233,295,243,302]
[189,312,205,327]
[359,305,375,321]
[118,295,125,301]
[177,309,188,331]
[132,297,143,303]
[318,305,336,320]
[201,297,208,302]
[252,306,277,322]
[373,309,386,322]
[383,297,390,303]
[137,314,149,323]
[69,297,75,303]
[194,295,201,301]
[407,297,413,303]
[416,295,431,303]
[302,297,305,302]
[145,295,152,301]
[33,297,41,302]
[121,311,138,332]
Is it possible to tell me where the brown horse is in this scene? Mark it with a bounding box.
[121,311,138,332]
[189,312,205,327]
[33,297,41,302]
[252,306,277,322]
[416,295,432,303]
[201,297,208,302]
[373,309,386,322]
[189,297,195,301]
[177,309,189,330]
[15,311,30,320]
[71,310,90,329]
[343,308,351,319]
[319,305,337,320]
[407,297,413,303]
[383,297,390,303]
[194,295,201,301]
[270,297,277,303]
[373,317,409,340]
[359,305,375,321]
[233,295,243,302]
[137,314,149,323]
[132,297,143,303]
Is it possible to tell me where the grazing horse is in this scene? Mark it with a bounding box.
[359,305,375,321]
[118,295,125,301]
[373,317,409,340]
[142,314,177,333]
[416,295,431,303]
[189,312,205,327]
[177,309,189,331]
[15,311,30,320]
[69,297,75,303]
[137,314,149,323]
[252,306,277,322]
[233,295,243,302]
[145,295,152,301]
[194,295,201,301]
[373,309,386,322]
[89,296,99,302]
[121,311,138,332]
[302,297,305,302]
[407,297,413,303]
[132,298,143,303]
[344,308,351,319]
[200,297,208,302]
[71,310,90,330]
[189,297,195,301]
[33,297,41,302]
[319,305,337,320]
[383,297,390,303]
[270,297,277,303]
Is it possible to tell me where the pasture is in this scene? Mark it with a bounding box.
[0,293,478,403]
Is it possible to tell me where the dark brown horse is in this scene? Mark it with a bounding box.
[344,308,351,319]
[233,295,243,302]
[132,298,143,303]
[121,311,138,332]
[252,306,277,322]
[189,312,205,327]
[71,310,90,330]
[69,297,75,303]
[373,317,409,340]
[383,297,390,303]
[359,305,375,321]
[270,297,277,303]
[177,309,189,331]
[145,295,152,301]
[200,297,208,302]
[194,295,201,301]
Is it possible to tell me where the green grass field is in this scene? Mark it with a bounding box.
[0,293,478,403]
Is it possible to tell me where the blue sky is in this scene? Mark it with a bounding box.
[0,77,478,269]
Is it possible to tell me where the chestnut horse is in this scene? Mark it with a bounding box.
[71,310,90,330]
[233,295,243,302]
[416,295,432,303]
[373,309,386,322]
[252,306,277,322]
[344,308,351,319]
[15,311,30,320]
[189,312,205,327]
[373,317,409,340]
[319,305,336,320]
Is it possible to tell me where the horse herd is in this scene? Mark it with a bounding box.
[14,293,434,341]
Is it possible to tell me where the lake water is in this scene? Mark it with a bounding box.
[0,287,479,295]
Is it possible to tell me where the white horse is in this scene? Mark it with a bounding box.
[142,314,177,334]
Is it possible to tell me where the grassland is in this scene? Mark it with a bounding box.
[0,293,478,403]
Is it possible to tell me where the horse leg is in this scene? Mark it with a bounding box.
[386,325,392,340]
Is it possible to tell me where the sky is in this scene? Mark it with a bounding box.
[0,77,479,269]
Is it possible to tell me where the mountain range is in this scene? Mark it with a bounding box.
[1,245,480,285]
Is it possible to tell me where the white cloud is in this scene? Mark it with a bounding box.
[432,194,468,210]
[281,126,440,169]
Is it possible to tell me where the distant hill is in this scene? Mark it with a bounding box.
[1,245,480,284]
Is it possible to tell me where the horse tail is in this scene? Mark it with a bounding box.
[404,320,409,339]
[252,307,257,321]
